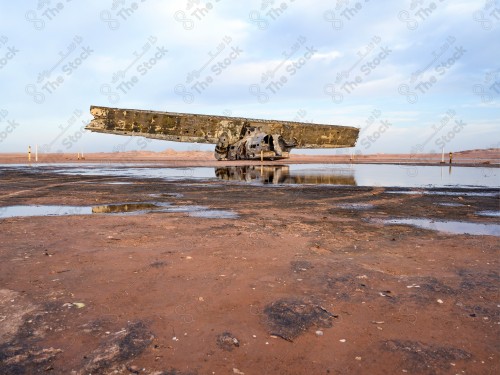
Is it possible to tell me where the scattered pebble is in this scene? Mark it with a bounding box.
[233,368,245,375]
[62,302,85,309]
[339,339,346,343]
[217,332,239,350]
[437,299,444,304]
[186,256,193,260]
[355,356,362,361]
[252,335,256,338]
[315,330,324,336]
[172,336,179,341]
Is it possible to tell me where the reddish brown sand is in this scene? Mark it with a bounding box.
[0,148,498,166]
[0,151,498,374]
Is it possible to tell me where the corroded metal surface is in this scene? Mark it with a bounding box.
[86,106,359,160]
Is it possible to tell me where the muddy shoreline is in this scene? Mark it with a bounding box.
[0,166,498,374]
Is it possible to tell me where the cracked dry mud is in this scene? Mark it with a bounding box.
[0,167,498,374]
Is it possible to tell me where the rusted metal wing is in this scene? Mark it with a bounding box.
[86,106,359,149]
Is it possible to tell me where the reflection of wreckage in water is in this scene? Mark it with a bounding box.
[215,165,356,185]
[91,203,157,214]
[86,106,359,160]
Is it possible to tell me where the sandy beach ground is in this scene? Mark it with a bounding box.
[0,148,498,167]
[0,150,498,374]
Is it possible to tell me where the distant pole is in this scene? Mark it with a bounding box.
[449,151,453,164]
[28,145,31,162]
[441,147,444,163]
[77,152,80,160]
[35,144,38,162]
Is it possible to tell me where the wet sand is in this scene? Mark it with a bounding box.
[0,162,499,374]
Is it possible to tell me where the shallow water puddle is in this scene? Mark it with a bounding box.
[335,203,374,210]
[159,205,206,213]
[189,210,239,219]
[476,210,500,218]
[102,182,134,185]
[0,204,238,219]
[0,205,91,218]
[381,218,500,236]
[385,191,498,197]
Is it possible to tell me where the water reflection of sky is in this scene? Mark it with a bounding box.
[0,203,238,219]
[0,163,498,188]
[381,218,500,237]
[345,164,498,188]
[219,164,498,188]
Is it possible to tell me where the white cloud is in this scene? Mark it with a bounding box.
[311,50,342,62]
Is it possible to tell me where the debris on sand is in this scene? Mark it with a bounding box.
[383,340,472,372]
[81,321,154,373]
[216,332,240,351]
[263,298,335,341]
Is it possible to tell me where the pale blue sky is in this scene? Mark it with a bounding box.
[0,0,498,155]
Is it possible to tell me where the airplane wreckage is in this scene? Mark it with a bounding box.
[86,106,359,160]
